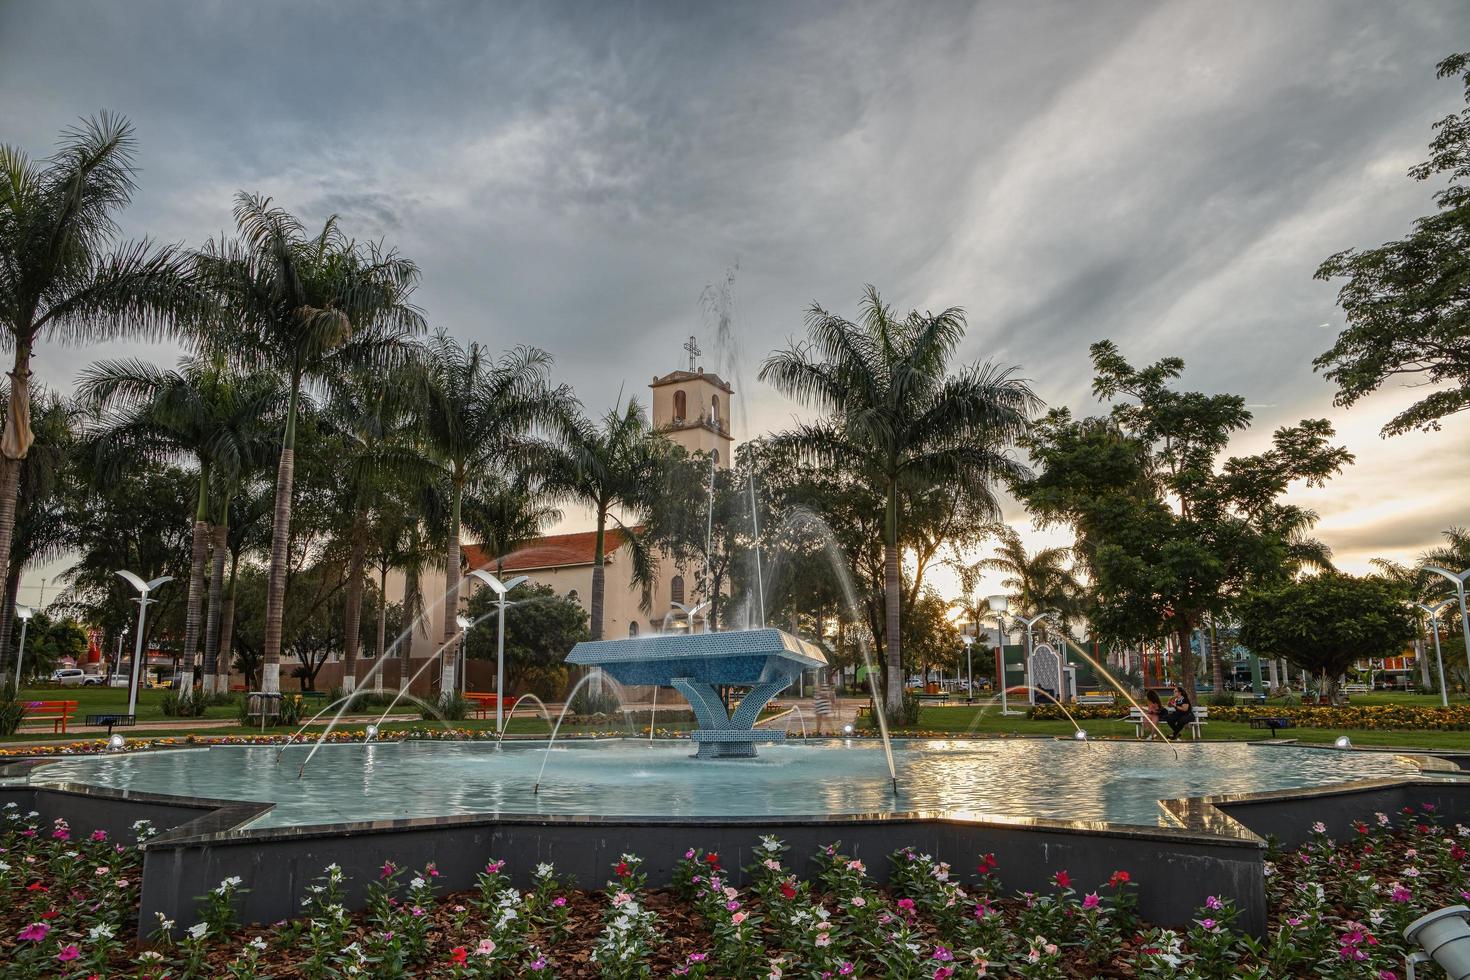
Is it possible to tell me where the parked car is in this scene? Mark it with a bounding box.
[49,668,86,687]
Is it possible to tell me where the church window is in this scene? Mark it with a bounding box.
[711,394,720,425]
[673,389,687,422]
[628,621,639,636]
[671,575,685,605]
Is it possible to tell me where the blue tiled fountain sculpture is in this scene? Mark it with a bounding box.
[565,628,828,758]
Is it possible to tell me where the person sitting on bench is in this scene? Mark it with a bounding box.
[1164,684,1194,737]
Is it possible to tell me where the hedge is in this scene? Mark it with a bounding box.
[1029,702,1470,731]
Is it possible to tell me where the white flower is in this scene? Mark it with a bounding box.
[89,923,116,940]
[0,861,8,873]
[1263,861,1275,877]
[535,862,554,878]
[1312,821,1327,833]
[187,922,209,940]
[410,876,426,890]
[138,950,164,963]
[248,936,268,951]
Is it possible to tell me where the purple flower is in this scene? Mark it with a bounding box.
[1205,895,1222,910]
[931,945,954,962]
[18,922,48,942]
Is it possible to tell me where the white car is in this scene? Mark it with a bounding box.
[50,667,86,687]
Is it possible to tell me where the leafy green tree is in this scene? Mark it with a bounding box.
[1020,342,1353,698]
[760,286,1036,713]
[1238,573,1416,702]
[0,112,198,655]
[554,399,669,640]
[9,611,87,682]
[1315,53,1470,435]
[196,193,424,694]
[465,581,588,699]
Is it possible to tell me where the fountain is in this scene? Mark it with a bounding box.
[565,627,826,758]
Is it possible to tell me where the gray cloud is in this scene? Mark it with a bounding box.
[1,0,1466,584]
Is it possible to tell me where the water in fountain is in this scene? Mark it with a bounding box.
[1054,633,1178,756]
[702,263,765,629]
[648,685,658,744]
[535,671,626,794]
[776,507,897,788]
[495,693,552,742]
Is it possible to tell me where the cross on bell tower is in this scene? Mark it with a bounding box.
[683,335,702,371]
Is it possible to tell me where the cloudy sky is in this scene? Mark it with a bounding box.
[2,0,1467,604]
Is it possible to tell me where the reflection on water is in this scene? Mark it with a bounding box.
[32,739,1418,830]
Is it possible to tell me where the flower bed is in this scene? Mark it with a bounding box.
[3,801,1465,977]
[1030,701,1470,730]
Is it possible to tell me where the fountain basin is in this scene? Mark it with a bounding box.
[566,627,826,757]
[25,737,1423,828]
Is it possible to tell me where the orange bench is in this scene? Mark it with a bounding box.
[463,693,517,719]
[26,700,78,734]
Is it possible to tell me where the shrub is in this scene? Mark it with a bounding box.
[1207,692,1235,707]
[424,692,470,722]
[570,685,622,716]
[159,690,208,718]
[0,687,28,735]
[276,694,303,727]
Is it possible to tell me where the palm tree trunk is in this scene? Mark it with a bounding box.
[261,380,301,695]
[883,483,902,715]
[0,343,32,660]
[0,563,19,688]
[441,481,462,695]
[590,508,608,640]
[375,563,389,692]
[341,519,366,693]
[179,466,211,696]
[202,518,228,693]
[221,547,241,690]
[1204,619,1223,695]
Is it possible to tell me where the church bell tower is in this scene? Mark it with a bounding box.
[649,335,734,467]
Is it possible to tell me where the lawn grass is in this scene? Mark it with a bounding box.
[13,684,238,721]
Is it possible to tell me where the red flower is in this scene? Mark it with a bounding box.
[40,909,58,920]
[1108,870,1130,888]
[977,853,998,874]
[450,946,468,965]
[705,853,721,869]
[780,881,797,900]
[26,882,47,892]
[615,862,630,877]
[1055,870,1072,889]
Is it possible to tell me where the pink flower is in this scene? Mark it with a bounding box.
[553,896,567,907]
[1205,895,1222,910]
[89,830,107,842]
[57,944,80,962]
[18,922,48,942]
[731,911,747,925]
[897,898,915,911]
[1200,918,1217,930]
[1082,892,1100,910]
[379,861,396,879]
[485,860,505,874]
[1054,870,1072,889]
[931,945,954,961]
[1391,885,1412,903]
[725,900,741,912]
[935,970,954,980]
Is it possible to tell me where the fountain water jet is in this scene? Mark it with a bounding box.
[495,693,552,742]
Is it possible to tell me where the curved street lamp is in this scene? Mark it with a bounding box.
[986,595,1021,716]
[467,569,528,732]
[1425,566,1470,690]
[1415,599,1457,708]
[9,605,33,691]
[116,571,173,717]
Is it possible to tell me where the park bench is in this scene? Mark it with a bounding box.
[1076,693,1115,706]
[299,690,327,703]
[916,692,950,705]
[1249,717,1295,738]
[464,692,517,720]
[85,713,136,737]
[26,700,78,734]
[1127,705,1208,740]
[1342,683,1370,695]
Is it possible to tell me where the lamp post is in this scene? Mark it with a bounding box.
[453,614,472,697]
[468,569,528,732]
[10,605,33,691]
[1426,566,1470,689]
[962,631,974,704]
[1417,599,1457,708]
[987,595,1020,715]
[672,601,711,634]
[116,571,173,717]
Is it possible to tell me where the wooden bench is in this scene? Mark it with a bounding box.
[1128,705,1208,740]
[26,700,78,734]
[464,692,518,719]
[1076,693,1116,706]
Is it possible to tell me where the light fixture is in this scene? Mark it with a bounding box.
[986,594,1009,614]
[116,571,173,716]
[108,734,125,752]
[365,724,378,741]
[1335,735,1352,749]
[10,604,33,690]
[1073,729,1089,741]
[842,724,854,736]
[1404,905,1470,979]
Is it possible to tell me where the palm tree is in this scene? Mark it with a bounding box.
[970,526,1084,630]
[420,332,571,691]
[0,389,78,684]
[195,194,424,694]
[760,286,1038,714]
[322,366,435,691]
[76,356,283,691]
[555,399,668,640]
[0,112,198,653]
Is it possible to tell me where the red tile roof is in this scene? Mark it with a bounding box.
[463,526,643,572]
